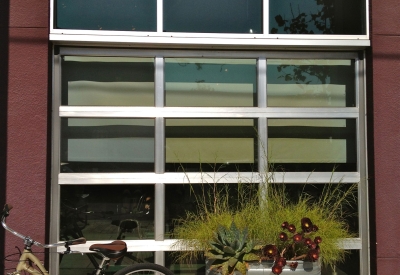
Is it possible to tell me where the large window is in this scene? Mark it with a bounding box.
[52,49,368,275]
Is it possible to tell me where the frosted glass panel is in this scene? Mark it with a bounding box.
[165,58,257,107]
[267,59,355,107]
[165,119,257,172]
[268,119,356,172]
[61,118,154,172]
[62,56,154,106]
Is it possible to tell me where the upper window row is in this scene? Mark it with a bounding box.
[55,0,366,35]
[62,57,356,107]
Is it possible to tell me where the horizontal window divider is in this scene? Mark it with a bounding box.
[56,238,360,253]
[59,107,360,118]
[59,47,360,59]
[58,172,360,185]
[51,34,370,50]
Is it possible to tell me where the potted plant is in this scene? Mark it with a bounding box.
[172,173,357,275]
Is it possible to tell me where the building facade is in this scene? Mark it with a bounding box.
[0,0,398,274]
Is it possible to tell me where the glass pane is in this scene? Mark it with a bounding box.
[163,0,262,33]
[60,251,155,275]
[269,0,366,35]
[55,0,156,31]
[165,252,206,275]
[61,118,154,172]
[165,119,258,172]
[165,183,259,239]
[267,59,356,107]
[61,56,155,106]
[268,119,357,172]
[60,185,155,241]
[165,58,257,107]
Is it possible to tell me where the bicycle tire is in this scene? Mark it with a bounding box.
[113,263,175,275]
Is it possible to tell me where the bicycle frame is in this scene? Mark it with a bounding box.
[1,204,87,275]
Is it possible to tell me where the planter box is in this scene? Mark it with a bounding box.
[247,261,321,275]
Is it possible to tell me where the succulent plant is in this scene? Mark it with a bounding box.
[205,222,261,275]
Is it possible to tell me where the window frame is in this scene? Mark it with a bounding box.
[50,48,369,275]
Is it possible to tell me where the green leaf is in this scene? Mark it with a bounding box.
[235,261,247,275]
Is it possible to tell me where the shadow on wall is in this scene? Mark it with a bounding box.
[0,0,10,270]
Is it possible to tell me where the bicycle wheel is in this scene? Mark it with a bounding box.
[113,263,175,275]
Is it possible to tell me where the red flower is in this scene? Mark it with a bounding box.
[279,232,288,241]
[301,217,313,233]
[308,249,319,262]
[303,238,312,246]
[281,221,289,229]
[263,245,278,259]
[293,233,303,242]
[314,236,322,244]
[276,257,287,267]
[287,224,296,233]
[289,261,298,270]
[272,264,283,275]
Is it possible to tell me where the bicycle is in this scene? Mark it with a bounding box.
[1,204,174,275]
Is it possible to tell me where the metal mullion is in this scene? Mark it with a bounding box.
[357,52,370,275]
[49,51,62,275]
[59,106,360,118]
[257,57,267,173]
[58,47,360,60]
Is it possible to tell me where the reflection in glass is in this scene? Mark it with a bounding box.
[61,118,155,172]
[163,0,262,33]
[268,119,357,171]
[269,0,366,35]
[61,56,155,106]
[165,183,258,239]
[59,251,155,275]
[267,59,355,107]
[55,0,156,31]
[165,58,257,107]
[165,119,258,172]
[60,185,155,241]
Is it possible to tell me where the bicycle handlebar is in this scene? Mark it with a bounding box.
[1,203,86,250]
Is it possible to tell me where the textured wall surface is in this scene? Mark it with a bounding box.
[371,0,400,274]
[4,0,49,272]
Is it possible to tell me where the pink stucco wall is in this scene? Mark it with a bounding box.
[371,0,400,274]
[4,0,49,272]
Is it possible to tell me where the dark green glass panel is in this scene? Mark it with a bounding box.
[269,0,366,35]
[60,185,155,241]
[164,0,262,33]
[56,0,156,31]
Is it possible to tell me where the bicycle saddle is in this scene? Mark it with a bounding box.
[89,240,127,259]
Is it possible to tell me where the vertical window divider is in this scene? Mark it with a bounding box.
[155,56,165,174]
[257,57,267,174]
[263,0,269,36]
[157,0,163,33]
[50,50,62,275]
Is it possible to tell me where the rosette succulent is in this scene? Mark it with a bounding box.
[205,222,261,275]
